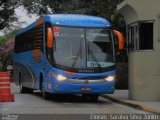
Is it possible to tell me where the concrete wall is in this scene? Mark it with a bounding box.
[129,52,160,101]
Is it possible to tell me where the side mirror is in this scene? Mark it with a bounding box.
[113,30,125,50]
[47,27,53,48]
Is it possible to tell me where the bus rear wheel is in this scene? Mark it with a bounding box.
[19,75,33,93]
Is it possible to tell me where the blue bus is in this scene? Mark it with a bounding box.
[13,14,124,101]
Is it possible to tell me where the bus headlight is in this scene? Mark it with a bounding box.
[105,75,115,82]
[56,74,67,81]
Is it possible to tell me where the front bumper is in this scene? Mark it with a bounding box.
[50,79,115,94]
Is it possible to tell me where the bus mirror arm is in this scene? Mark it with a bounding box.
[47,27,53,48]
[113,30,125,50]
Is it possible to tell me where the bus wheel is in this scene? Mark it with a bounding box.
[19,79,33,94]
[40,78,50,100]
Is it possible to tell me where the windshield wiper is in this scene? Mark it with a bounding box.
[88,48,102,72]
[71,48,102,72]
[71,47,82,70]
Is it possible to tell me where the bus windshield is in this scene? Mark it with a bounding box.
[53,26,114,71]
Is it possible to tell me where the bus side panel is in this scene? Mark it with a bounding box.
[13,50,46,90]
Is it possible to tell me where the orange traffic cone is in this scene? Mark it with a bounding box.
[0,72,14,102]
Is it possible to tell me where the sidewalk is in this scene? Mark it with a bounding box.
[102,90,160,113]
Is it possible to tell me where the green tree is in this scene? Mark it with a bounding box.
[22,0,73,15]
[0,27,22,71]
[0,0,21,30]
[0,27,21,45]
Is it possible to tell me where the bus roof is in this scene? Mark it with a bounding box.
[16,14,111,36]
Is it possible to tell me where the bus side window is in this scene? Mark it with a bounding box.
[34,24,43,51]
[45,22,53,64]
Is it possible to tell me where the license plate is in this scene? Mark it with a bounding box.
[81,87,91,91]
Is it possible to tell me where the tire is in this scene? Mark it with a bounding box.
[40,76,50,100]
[19,75,33,94]
[82,94,99,101]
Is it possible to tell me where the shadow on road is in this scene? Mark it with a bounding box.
[29,91,108,104]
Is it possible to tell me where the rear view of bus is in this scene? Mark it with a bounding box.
[13,14,124,101]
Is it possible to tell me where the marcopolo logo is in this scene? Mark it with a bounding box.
[102,20,107,24]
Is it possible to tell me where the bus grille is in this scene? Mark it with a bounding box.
[75,76,105,80]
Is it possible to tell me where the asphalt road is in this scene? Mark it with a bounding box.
[0,83,149,114]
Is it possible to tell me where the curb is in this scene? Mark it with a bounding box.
[101,95,160,114]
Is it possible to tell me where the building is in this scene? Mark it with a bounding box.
[117,0,160,101]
